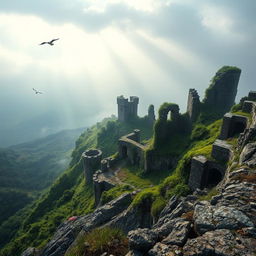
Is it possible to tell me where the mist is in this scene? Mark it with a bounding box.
[0,0,255,146]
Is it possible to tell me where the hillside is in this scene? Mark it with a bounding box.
[1,66,256,256]
[0,116,154,255]
[0,128,84,245]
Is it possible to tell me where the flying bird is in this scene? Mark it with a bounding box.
[39,38,59,46]
[33,88,43,94]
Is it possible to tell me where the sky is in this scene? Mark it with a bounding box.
[0,0,255,146]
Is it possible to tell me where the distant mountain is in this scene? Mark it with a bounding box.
[0,111,83,147]
[0,128,84,227]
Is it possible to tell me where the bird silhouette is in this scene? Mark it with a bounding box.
[39,38,59,46]
[33,88,43,94]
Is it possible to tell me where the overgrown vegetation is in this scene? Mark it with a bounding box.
[0,116,153,256]
[66,227,128,256]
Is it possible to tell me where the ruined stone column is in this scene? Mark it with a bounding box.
[81,149,102,184]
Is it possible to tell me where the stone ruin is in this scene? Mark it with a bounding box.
[81,149,102,185]
[219,113,248,140]
[188,155,226,191]
[118,129,146,168]
[187,88,200,122]
[188,90,256,191]
[117,95,139,122]
[148,104,155,123]
[186,66,241,122]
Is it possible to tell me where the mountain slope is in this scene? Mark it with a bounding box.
[0,128,83,235]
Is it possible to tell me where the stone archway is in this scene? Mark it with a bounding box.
[159,103,180,121]
[202,168,223,189]
[229,121,246,137]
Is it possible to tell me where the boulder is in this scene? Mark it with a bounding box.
[194,203,253,235]
[148,243,182,256]
[40,193,132,256]
[162,220,191,246]
[240,142,256,167]
[128,228,157,252]
[183,229,256,256]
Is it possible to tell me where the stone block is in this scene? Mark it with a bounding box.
[211,139,233,162]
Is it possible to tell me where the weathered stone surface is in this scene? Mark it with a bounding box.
[106,202,152,234]
[183,229,256,256]
[21,247,40,256]
[203,67,241,115]
[125,250,143,256]
[161,220,191,246]
[40,193,132,256]
[148,243,182,256]
[158,196,180,219]
[128,228,157,252]
[155,201,193,230]
[240,142,256,167]
[194,203,254,235]
[153,217,185,239]
[211,139,233,162]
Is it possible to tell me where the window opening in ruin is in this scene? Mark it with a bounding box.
[230,121,246,137]
[205,168,222,188]
[122,146,128,158]
[132,149,140,165]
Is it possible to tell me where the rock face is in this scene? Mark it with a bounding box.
[40,193,132,256]
[194,203,253,235]
[240,142,256,167]
[183,229,256,256]
[203,66,241,116]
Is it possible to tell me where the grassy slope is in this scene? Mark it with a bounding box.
[0,116,153,256]
[0,128,83,228]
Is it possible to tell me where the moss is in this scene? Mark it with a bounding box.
[198,187,218,201]
[132,186,159,207]
[191,124,209,141]
[101,185,133,205]
[151,197,166,219]
[204,66,241,99]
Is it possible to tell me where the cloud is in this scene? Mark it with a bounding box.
[0,0,255,145]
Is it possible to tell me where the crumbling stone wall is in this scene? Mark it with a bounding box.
[187,88,200,122]
[219,113,248,140]
[188,155,226,191]
[117,95,139,122]
[118,129,146,168]
[148,104,155,123]
[81,149,102,184]
[93,170,115,207]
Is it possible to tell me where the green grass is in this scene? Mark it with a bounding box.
[117,167,152,189]
[65,227,128,256]
[101,185,133,205]
[198,187,218,201]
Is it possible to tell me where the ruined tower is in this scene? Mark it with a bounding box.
[117,95,139,122]
[187,88,200,122]
[203,66,241,116]
[148,104,155,122]
[81,149,102,184]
